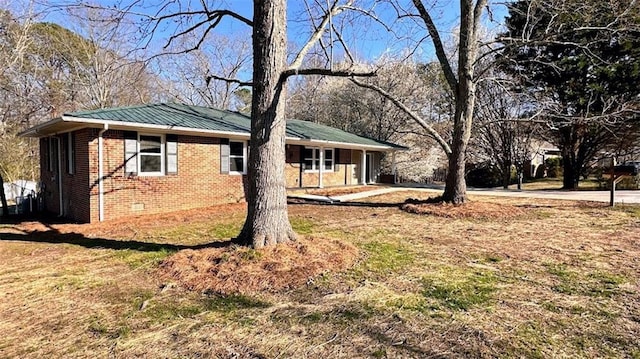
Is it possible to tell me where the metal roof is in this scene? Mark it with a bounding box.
[21,103,405,150]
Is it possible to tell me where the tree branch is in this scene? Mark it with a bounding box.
[349,77,452,156]
[283,68,376,78]
[289,0,353,71]
[411,0,458,94]
[206,75,253,87]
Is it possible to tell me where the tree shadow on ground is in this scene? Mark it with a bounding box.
[0,222,232,252]
[287,198,402,208]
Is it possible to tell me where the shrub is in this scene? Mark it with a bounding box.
[466,162,503,188]
[545,157,563,178]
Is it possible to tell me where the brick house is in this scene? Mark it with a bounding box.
[20,103,404,223]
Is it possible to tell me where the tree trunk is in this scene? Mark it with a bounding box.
[502,165,511,189]
[237,0,296,248]
[443,140,468,204]
[442,102,473,203]
[562,156,580,189]
[559,127,580,190]
[441,0,479,204]
[0,173,9,217]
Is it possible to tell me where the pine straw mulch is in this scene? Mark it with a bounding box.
[159,236,358,295]
[401,197,528,219]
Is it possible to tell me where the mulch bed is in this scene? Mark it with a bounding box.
[160,236,359,295]
[401,198,528,219]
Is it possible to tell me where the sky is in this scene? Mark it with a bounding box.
[37,0,510,65]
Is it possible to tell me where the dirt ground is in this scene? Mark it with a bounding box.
[1,192,639,358]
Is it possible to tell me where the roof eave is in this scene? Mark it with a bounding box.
[22,115,253,139]
[20,114,408,151]
[18,117,65,137]
[287,138,405,151]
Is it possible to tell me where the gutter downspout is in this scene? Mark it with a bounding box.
[98,124,108,222]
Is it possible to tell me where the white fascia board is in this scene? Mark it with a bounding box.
[59,115,252,140]
[285,137,397,152]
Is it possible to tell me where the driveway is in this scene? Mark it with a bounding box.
[316,184,640,204]
[397,184,640,204]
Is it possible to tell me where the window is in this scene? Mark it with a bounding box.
[66,132,75,175]
[229,141,246,174]
[303,147,334,172]
[220,139,247,175]
[124,132,172,176]
[139,134,164,175]
[323,148,334,171]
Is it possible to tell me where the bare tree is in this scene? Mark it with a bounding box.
[289,57,451,182]
[61,6,160,109]
[106,0,379,247]
[158,32,252,109]
[351,0,489,204]
[0,4,36,216]
[289,58,434,142]
[472,77,539,188]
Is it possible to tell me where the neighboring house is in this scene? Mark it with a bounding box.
[20,103,404,223]
[528,140,561,177]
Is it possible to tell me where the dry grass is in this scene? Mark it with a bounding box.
[1,191,640,358]
[520,177,602,190]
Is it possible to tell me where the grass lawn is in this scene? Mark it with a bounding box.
[516,177,604,191]
[0,192,639,358]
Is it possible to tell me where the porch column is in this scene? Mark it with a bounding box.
[361,149,367,185]
[318,147,324,188]
[392,151,397,184]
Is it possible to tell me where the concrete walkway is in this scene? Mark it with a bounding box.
[289,184,640,204]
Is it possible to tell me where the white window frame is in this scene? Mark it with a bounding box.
[228,140,247,175]
[323,148,334,171]
[138,133,165,176]
[304,147,334,172]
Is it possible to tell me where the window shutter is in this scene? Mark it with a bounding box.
[166,134,178,174]
[124,131,138,176]
[334,148,341,171]
[220,138,230,174]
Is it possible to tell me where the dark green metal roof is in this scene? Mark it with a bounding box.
[65,103,404,149]
[285,119,404,148]
[69,103,252,134]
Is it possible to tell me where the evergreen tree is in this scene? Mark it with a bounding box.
[500,0,640,188]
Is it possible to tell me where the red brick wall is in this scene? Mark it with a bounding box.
[284,145,359,188]
[40,131,380,222]
[81,130,247,222]
[62,130,91,222]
